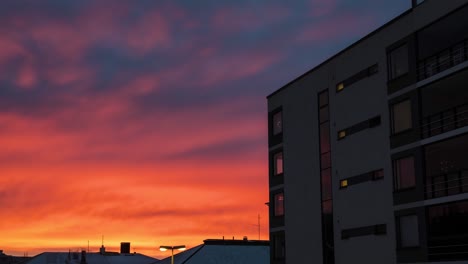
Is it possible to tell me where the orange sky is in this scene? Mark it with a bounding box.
[0,98,269,259]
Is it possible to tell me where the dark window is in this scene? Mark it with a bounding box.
[320,107,329,122]
[338,115,381,139]
[398,215,420,248]
[273,233,285,260]
[320,123,330,153]
[319,91,329,107]
[318,90,334,264]
[336,64,379,92]
[339,169,384,189]
[272,111,283,136]
[321,169,332,201]
[342,224,387,239]
[425,134,468,198]
[394,156,416,190]
[388,44,409,80]
[373,169,384,180]
[391,100,412,134]
[321,152,331,169]
[427,200,468,261]
[269,108,283,147]
[425,134,468,177]
[274,193,284,216]
[273,152,283,175]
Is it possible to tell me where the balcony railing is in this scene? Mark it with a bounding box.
[418,39,468,81]
[421,103,468,139]
[425,170,468,199]
[428,242,468,261]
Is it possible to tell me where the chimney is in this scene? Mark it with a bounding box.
[99,245,105,255]
[120,242,130,254]
[80,250,87,264]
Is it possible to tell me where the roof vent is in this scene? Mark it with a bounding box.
[121,242,130,254]
[243,236,248,241]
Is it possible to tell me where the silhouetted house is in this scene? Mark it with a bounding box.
[267,0,468,263]
[157,238,269,264]
[0,250,31,264]
[26,243,157,264]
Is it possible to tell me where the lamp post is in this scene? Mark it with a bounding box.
[159,245,186,264]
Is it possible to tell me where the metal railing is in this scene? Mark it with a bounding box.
[417,39,468,81]
[421,103,468,139]
[425,170,468,199]
[428,243,468,261]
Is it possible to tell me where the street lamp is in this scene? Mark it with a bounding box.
[159,245,186,264]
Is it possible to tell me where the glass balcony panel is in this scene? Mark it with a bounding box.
[447,173,460,196]
[457,105,468,128]
[433,176,446,198]
[462,171,468,193]
[438,50,451,71]
[452,43,465,65]
[430,115,442,136]
[442,110,456,132]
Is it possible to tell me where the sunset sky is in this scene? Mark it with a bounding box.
[0,0,409,259]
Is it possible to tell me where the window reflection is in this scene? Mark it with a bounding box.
[394,156,416,190]
[274,193,284,216]
[272,111,282,135]
[274,152,283,175]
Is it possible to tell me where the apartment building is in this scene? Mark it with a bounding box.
[267,1,468,263]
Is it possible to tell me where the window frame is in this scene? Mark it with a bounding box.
[388,43,409,80]
[272,111,283,136]
[274,192,285,217]
[273,151,284,176]
[268,107,283,147]
[391,99,413,135]
[393,155,416,191]
[397,214,421,249]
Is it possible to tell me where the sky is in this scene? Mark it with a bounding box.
[0,0,409,259]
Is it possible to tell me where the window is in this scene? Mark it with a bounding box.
[320,123,331,153]
[340,179,348,188]
[321,169,332,201]
[391,100,412,134]
[394,156,416,190]
[398,215,420,247]
[338,130,346,139]
[272,111,282,135]
[273,152,283,175]
[273,232,285,259]
[319,91,328,107]
[428,200,468,261]
[388,44,409,80]
[336,64,378,93]
[274,193,284,216]
[373,169,384,180]
[336,82,344,92]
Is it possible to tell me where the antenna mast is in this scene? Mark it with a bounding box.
[258,214,261,240]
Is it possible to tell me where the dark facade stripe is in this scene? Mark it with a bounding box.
[341,169,384,188]
[338,116,381,139]
[341,224,387,239]
[336,64,379,92]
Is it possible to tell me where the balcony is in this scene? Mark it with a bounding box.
[428,241,468,261]
[421,103,468,139]
[425,170,468,199]
[418,39,468,81]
